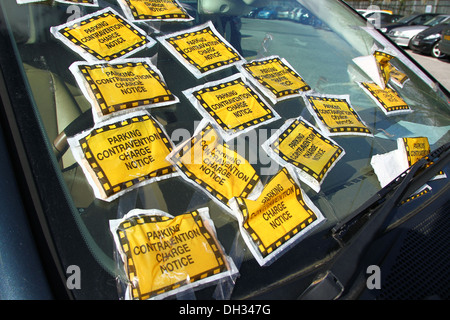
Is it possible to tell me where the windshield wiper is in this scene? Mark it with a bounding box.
[299,142,450,300]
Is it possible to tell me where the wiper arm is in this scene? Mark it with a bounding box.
[299,142,450,300]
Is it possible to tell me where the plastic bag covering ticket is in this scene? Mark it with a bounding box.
[167,121,263,214]
[238,55,311,104]
[262,117,345,193]
[303,93,372,137]
[183,74,280,141]
[68,112,177,202]
[157,21,244,78]
[50,7,156,62]
[117,0,194,22]
[110,208,238,300]
[371,137,432,188]
[229,167,325,266]
[70,58,178,122]
[358,82,411,116]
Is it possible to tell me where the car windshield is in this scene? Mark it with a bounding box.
[424,15,450,26]
[0,0,449,300]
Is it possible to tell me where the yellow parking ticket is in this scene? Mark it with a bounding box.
[304,94,372,136]
[110,208,236,300]
[389,64,409,88]
[359,82,411,116]
[230,167,325,266]
[168,122,262,213]
[183,74,279,141]
[262,117,345,192]
[399,137,430,167]
[374,50,395,87]
[68,112,177,201]
[238,55,310,104]
[117,0,194,22]
[70,59,178,121]
[55,0,98,6]
[50,8,155,61]
[157,21,244,78]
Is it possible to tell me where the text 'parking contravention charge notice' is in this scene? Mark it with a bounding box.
[69,112,176,201]
[51,8,155,61]
[110,208,236,300]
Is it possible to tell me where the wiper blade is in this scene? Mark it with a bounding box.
[333,141,450,245]
[299,142,450,300]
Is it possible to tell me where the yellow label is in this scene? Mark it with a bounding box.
[171,124,260,207]
[116,211,228,300]
[272,119,343,183]
[444,35,450,41]
[242,57,310,99]
[374,51,394,86]
[123,0,192,20]
[306,96,371,134]
[361,82,410,114]
[235,168,318,257]
[80,114,175,199]
[165,25,241,75]
[59,10,150,61]
[402,137,430,166]
[389,64,408,86]
[62,0,95,4]
[192,77,276,133]
[78,61,176,116]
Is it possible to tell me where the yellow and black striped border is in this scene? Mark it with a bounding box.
[193,78,275,133]
[167,26,241,74]
[117,211,228,300]
[124,0,191,21]
[78,62,176,116]
[243,57,310,99]
[236,168,317,257]
[80,114,175,198]
[374,51,394,84]
[361,82,410,113]
[171,125,260,206]
[59,11,149,61]
[307,96,371,134]
[272,119,343,184]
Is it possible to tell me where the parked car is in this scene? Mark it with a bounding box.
[409,20,450,58]
[276,6,292,20]
[387,14,450,47]
[0,0,449,302]
[379,13,441,33]
[440,25,450,56]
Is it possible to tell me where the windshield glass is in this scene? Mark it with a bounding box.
[1,0,449,300]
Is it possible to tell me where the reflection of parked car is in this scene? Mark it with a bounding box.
[440,25,450,57]
[256,6,278,19]
[387,15,450,47]
[410,20,450,58]
[246,7,264,18]
[288,7,304,21]
[380,13,441,33]
[276,7,292,20]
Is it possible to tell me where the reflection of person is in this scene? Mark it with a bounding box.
[198,0,269,55]
[217,16,242,55]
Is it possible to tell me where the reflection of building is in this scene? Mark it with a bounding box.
[345,0,450,15]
